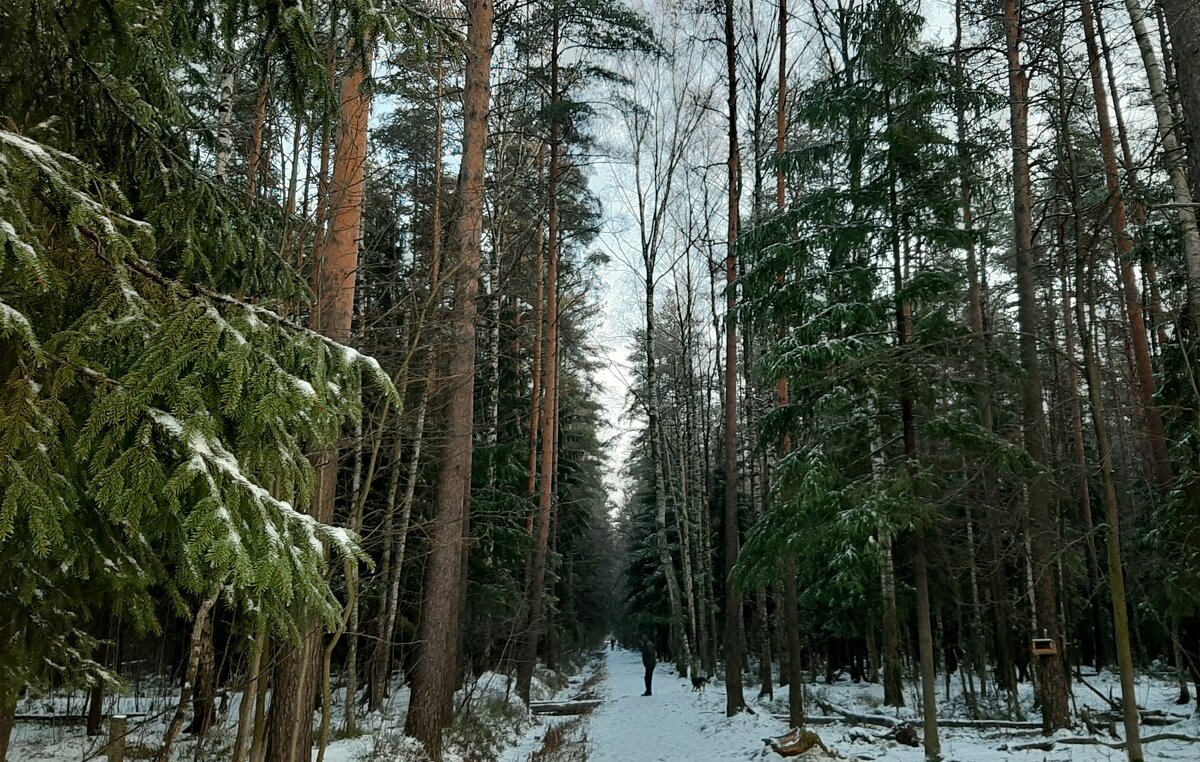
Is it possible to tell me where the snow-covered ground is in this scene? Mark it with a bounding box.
[510,649,1200,761]
[582,648,784,761]
[10,652,1198,760]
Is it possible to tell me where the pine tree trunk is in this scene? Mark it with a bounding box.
[403,0,491,750]
[526,189,546,501]
[774,0,805,721]
[723,0,746,717]
[1172,631,1192,704]
[1095,6,1170,349]
[648,271,687,674]
[246,71,269,197]
[1003,0,1070,732]
[517,16,562,705]
[963,504,988,699]
[266,41,370,762]
[1062,85,1145,758]
[914,537,941,760]
[368,434,403,712]
[774,563,802,725]
[316,560,356,762]
[1080,0,1168,486]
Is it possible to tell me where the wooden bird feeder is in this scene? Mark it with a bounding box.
[1031,637,1057,656]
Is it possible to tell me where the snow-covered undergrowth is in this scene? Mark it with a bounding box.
[751,663,1199,760]
[8,659,591,762]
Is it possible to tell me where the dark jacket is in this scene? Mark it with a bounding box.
[640,639,656,667]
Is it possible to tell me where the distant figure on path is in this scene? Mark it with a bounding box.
[610,636,616,650]
[640,637,656,696]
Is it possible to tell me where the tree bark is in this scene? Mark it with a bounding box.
[723,0,746,718]
[517,16,562,705]
[214,61,236,182]
[1081,0,1169,487]
[1003,0,1070,732]
[246,70,269,197]
[266,41,370,762]
[403,0,492,752]
[158,589,219,762]
[1061,69,1145,758]
[232,625,264,762]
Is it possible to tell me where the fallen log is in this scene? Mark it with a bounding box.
[1012,732,1200,752]
[529,699,603,716]
[814,699,898,729]
[771,715,844,726]
[15,713,148,726]
[938,718,1044,730]
[811,700,1042,731]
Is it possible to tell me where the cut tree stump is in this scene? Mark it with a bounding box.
[529,699,603,716]
[764,728,833,757]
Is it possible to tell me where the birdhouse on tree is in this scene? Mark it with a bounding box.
[1031,637,1057,656]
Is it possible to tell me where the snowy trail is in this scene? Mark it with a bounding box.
[586,649,784,761]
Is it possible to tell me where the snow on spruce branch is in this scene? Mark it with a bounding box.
[147,408,358,560]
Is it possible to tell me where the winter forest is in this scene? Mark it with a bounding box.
[5,0,1200,760]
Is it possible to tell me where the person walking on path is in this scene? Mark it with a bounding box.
[640,637,656,696]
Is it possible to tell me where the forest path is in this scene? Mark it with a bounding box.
[585,648,784,761]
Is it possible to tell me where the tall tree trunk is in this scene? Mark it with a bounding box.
[776,0,805,728]
[914,535,940,760]
[1004,0,1070,732]
[723,0,746,717]
[889,152,939,757]
[403,0,492,751]
[267,41,371,762]
[1095,5,1170,348]
[1059,263,1107,669]
[879,523,904,706]
[517,15,562,705]
[1064,106,1144,760]
[1081,0,1168,487]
